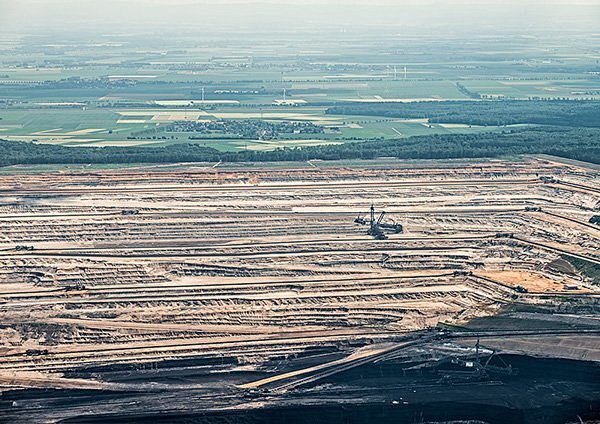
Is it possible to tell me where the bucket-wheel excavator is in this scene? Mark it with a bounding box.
[355,204,403,240]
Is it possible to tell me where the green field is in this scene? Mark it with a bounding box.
[0,26,598,152]
[0,106,517,151]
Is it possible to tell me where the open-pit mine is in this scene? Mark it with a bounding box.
[1,157,599,423]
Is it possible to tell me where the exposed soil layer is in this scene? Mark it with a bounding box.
[0,158,599,422]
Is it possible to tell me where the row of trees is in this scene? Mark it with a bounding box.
[326,100,600,128]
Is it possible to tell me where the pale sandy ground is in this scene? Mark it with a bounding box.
[0,158,597,389]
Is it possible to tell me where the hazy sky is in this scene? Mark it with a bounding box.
[1,0,598,36]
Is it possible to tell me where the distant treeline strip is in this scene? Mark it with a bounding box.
[1,127,599,166]
[326,100,600,128]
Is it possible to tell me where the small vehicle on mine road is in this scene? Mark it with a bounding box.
[15,245,34,251]
[243,388,269,399]
[25,349,49,356]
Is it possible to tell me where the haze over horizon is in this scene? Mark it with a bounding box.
[1,0,598,36]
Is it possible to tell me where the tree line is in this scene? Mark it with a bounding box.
[326,100,600,128]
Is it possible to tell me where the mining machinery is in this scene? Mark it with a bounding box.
[437,339,516,384]
[355,205,403,240]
